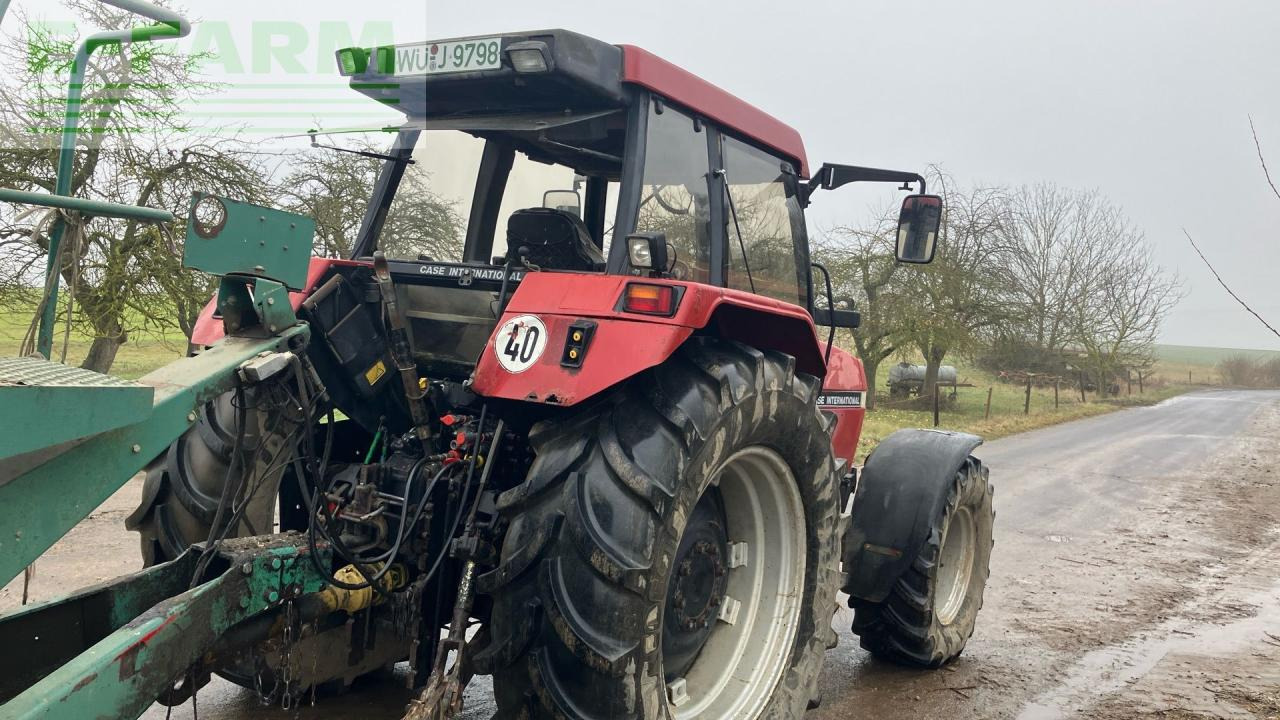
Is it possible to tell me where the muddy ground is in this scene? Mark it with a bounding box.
[3,388,1279,719]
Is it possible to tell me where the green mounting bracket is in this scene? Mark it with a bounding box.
[183,193,315,291]
[217,276,298,336]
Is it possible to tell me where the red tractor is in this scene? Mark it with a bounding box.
[128,29,993,719]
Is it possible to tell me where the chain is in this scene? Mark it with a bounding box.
[280,599,296,710]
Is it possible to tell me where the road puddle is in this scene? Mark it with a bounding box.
[1015,572,1280,719]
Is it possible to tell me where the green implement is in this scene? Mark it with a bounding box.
[0,536,331,720]
[0,325,309,589]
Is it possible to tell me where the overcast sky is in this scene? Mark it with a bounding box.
[19,1,1280,350]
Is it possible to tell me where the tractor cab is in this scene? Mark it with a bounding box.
[335,32,938,369]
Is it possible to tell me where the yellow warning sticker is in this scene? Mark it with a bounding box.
[365,359,387,386]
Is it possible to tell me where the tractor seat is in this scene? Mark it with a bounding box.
[505,208,605,272]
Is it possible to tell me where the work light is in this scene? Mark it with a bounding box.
[626,232,669,275]
[628,235,654,268]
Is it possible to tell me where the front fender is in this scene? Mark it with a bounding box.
[843,428,983,603]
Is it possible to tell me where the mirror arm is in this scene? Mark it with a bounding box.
[802,163,926,206]
[810,262,838,372]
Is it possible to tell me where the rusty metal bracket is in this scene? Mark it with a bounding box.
[0,534,330,720]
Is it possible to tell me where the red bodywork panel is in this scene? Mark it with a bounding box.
[819,344,868,466]
[619,45,809,178]
[189,258,370,346]
[471,273,828,407]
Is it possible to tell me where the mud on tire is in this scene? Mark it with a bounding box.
[477,337,843,720]
[850,457,993,667]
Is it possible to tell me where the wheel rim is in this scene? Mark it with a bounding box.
[935,505,976,625]
[664,446,806,720]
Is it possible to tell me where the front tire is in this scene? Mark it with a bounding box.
[850,457,993,666]
[478,338,842,719]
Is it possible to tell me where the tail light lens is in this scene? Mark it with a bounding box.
[622,283,677,316]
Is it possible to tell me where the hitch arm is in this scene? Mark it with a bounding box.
[0,537,331,720]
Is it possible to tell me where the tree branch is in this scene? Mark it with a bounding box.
[1183,228,1279,340]
[1250,115,1280,203]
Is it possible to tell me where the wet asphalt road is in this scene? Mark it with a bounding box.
[66,389,1280,719]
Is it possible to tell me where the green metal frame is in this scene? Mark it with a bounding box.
[31,0,191,359]
[0,356,154,467]
[0,188,175,224]
[0,322,309,588]
[0,184,319,715]
[0,536,331,719]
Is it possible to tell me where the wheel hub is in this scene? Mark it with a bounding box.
[662,490,729,681]
[661,446,807,720]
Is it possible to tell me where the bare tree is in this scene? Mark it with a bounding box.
[1068,238,1181,391]
[0,1,267,371]
[277,144,464,260]
[812,206,905,410]
[899,175,1009,399]
[995,186,1123,352]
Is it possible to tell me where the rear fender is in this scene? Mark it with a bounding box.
[470,273,827,406]
[843,428,983,603]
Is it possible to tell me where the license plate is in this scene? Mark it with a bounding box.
[394,38,503,76]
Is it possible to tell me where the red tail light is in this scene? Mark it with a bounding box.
[622,283,677,316]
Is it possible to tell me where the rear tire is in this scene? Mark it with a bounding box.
[850,457,993,667]
[478,338,842,719]
[126,389,297,565]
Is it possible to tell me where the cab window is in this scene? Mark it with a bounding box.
[721,135,807,306]
[633,104,711,283]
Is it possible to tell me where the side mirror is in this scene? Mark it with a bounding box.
[896,194,942,263]
[543,189,582,218]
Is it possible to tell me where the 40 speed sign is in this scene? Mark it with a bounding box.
[494,315,548,373]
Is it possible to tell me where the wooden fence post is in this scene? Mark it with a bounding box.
[1024,376,1032,415]
[933,389,941,427]
[1054,379,1059,409]
[984,387,993,420]
[1126,370,1132,396]
[1138,372,1144,394]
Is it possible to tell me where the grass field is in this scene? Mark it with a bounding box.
[1152,343,1280,386]
[855,358,1187,462]
[0,303,187,380]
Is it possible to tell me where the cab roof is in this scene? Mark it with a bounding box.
[349,29,809,178]
[618,44,808,178]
